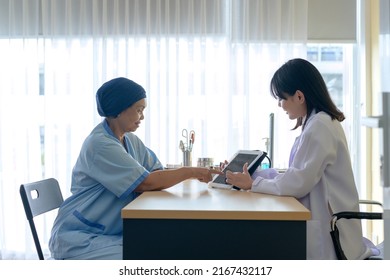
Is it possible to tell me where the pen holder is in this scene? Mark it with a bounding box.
[182,150,192,167]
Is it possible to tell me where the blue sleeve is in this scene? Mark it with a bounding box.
[89,137,149,198]
[124,133,164,171]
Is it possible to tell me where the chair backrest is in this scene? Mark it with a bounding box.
[19,178,64,260]
[330,200,383,260]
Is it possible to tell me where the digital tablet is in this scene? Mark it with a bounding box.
[208,150,267,190]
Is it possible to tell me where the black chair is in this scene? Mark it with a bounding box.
[330,200,383,260]
[20,178,64,260]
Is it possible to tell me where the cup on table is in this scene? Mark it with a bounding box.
[197,157,214,168]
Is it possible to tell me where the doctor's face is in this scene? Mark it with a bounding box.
[118,98,147,132]
[278,91,306,120]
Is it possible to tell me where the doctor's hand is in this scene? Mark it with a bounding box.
[225,162,253,190]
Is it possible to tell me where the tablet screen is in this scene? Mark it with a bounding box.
[209,150,266,188]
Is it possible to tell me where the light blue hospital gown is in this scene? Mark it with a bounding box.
[49,120,163,259]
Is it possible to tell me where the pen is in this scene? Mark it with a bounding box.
[189,130,195,151]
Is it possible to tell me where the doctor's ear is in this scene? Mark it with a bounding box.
[295,90,305,104]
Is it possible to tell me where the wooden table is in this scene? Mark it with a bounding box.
[122,180,311,259]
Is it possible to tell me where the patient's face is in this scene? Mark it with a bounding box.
[118,98,147,132]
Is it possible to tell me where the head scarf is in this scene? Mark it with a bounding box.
[96,77,146,117]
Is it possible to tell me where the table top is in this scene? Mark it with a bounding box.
[122,180,311,221]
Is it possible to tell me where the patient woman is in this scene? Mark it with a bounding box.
[49,77,221,260]
[226,58,378,260]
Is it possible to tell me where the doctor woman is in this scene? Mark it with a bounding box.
[225,58,376,260]
[49,77,221,260]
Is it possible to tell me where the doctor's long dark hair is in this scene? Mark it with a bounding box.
[270,58,345,130]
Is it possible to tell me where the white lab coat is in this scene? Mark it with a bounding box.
[251,111,372,259]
